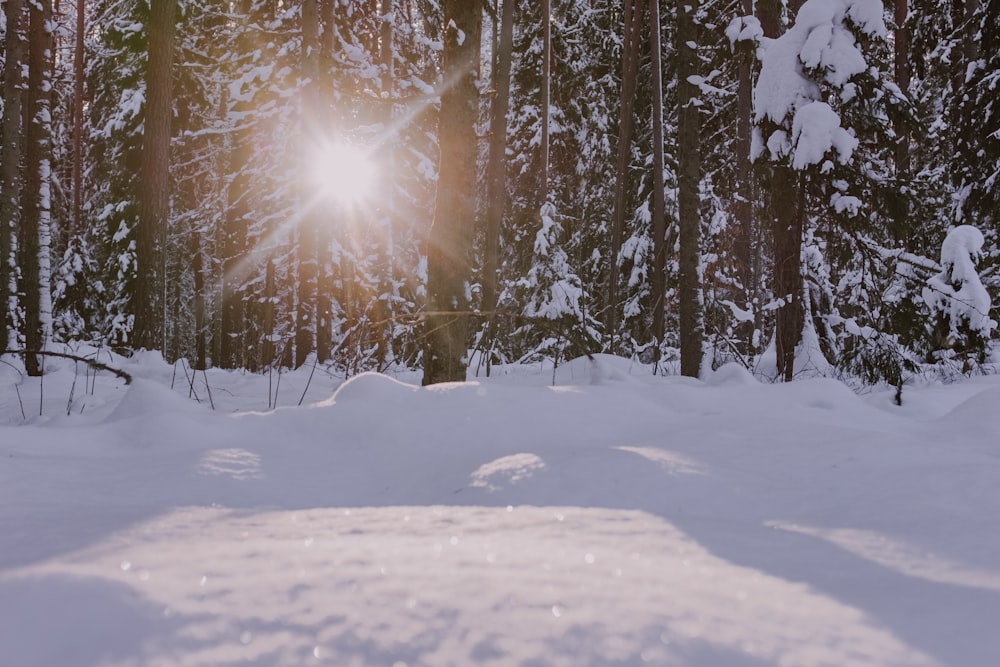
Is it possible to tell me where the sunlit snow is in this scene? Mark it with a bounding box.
[2,351,1000,666]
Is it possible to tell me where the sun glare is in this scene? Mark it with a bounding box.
[308,141,376,204]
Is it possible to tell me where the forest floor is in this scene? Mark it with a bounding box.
[2,349,1000,666]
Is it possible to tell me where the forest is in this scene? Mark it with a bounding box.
[1,0,998,386]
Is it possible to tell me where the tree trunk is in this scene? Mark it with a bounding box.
[772,169,803,381]
[72,0,86,235]
[261,256,275,369]
[21,0,55,376]
[648,0,668,366]
[296,0,321,368]
[0,0,26,350]
[480,0,515,363]
[135,0,177,352]
[540,0,551,204]
[757,0,782,39]
[758,0,802,381]
[606,0,644,353]
[374,0,396,367]
[220,116,252,368]
[191,232,207,371]
[893,0,910,176]
[422,0,482,385]
[677,0,703,377]
[734,0,756,352]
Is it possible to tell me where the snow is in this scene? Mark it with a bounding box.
[791,101,858,168]
[753,0,883,169]
[724,15,763,50]
[3,350,1000,666]
[923,225,997,339]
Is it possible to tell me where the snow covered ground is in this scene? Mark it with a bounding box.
[2,351,1000,666]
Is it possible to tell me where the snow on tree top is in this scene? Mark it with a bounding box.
[753,0,884,169]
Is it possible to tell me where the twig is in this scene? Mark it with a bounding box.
[203,370,215,410]
[183,363,201,403]
[298,355,319,407]
[14,383,26,421]
[0,356,24,379]
[182,359,201,402]
[273,364,283,408]
[67,361,79,416]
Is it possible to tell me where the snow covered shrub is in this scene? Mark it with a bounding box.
[922,225,996,364]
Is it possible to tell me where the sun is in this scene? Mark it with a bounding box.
[308,140,376,204]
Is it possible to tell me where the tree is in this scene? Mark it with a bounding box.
[422,0,483,384]
[677,0,703,377]
[1,0,26,349]
[606,0,644,352]
[956,0,999,229]
[134,0,178,351]
[725,5,760,355]
[479,0,516,369]
[648,0,667,368]
[20,0,55,375]
[295,0,321,368]
[753,0,887,380]
[922,225,995,363]
[893,0,911,176]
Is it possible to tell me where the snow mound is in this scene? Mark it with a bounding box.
[775,377,866,412]
[327,372,418,405]
[105,379,203,422]
[554,354,639,385]
[939,387,1000,437]
[706,362,758,386]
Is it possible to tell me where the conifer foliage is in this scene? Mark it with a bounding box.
[0,0,997,383]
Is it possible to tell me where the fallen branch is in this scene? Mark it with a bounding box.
[1,349,133,385]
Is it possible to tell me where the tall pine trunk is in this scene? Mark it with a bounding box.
[72,0,86,235]
[677,0,703,377]
[374,0,396,367]
[21,0,55,376]
[893,0,910,177]
[422,0,482,385]
[135,0,177,352]
[649,0,667,368]
[606,0,644,353]
[480,0,515,371]
[219,10,252,369]
[540,0,551,205]
[296,0,321,368]
[734,0,756,353]
[758,0,802,381]
[1,0,26,350]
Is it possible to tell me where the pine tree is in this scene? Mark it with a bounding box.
[677,0,703,377]
[20,0,56,375]
[423,0,482,384]
[1,0,26,349]
[753,0,890,380]
[134,0,178,352]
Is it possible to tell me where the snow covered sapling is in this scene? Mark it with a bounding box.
[922,225,996,364]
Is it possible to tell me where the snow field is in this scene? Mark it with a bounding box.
[2,352,1000,666]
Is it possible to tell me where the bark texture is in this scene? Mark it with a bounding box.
[135,0,178,351]
[422,0,482,385]
[0,0,26,349]
[678,0,704,378]
[21,0,55,376]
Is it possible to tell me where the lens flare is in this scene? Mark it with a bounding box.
[308,141,375,204]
